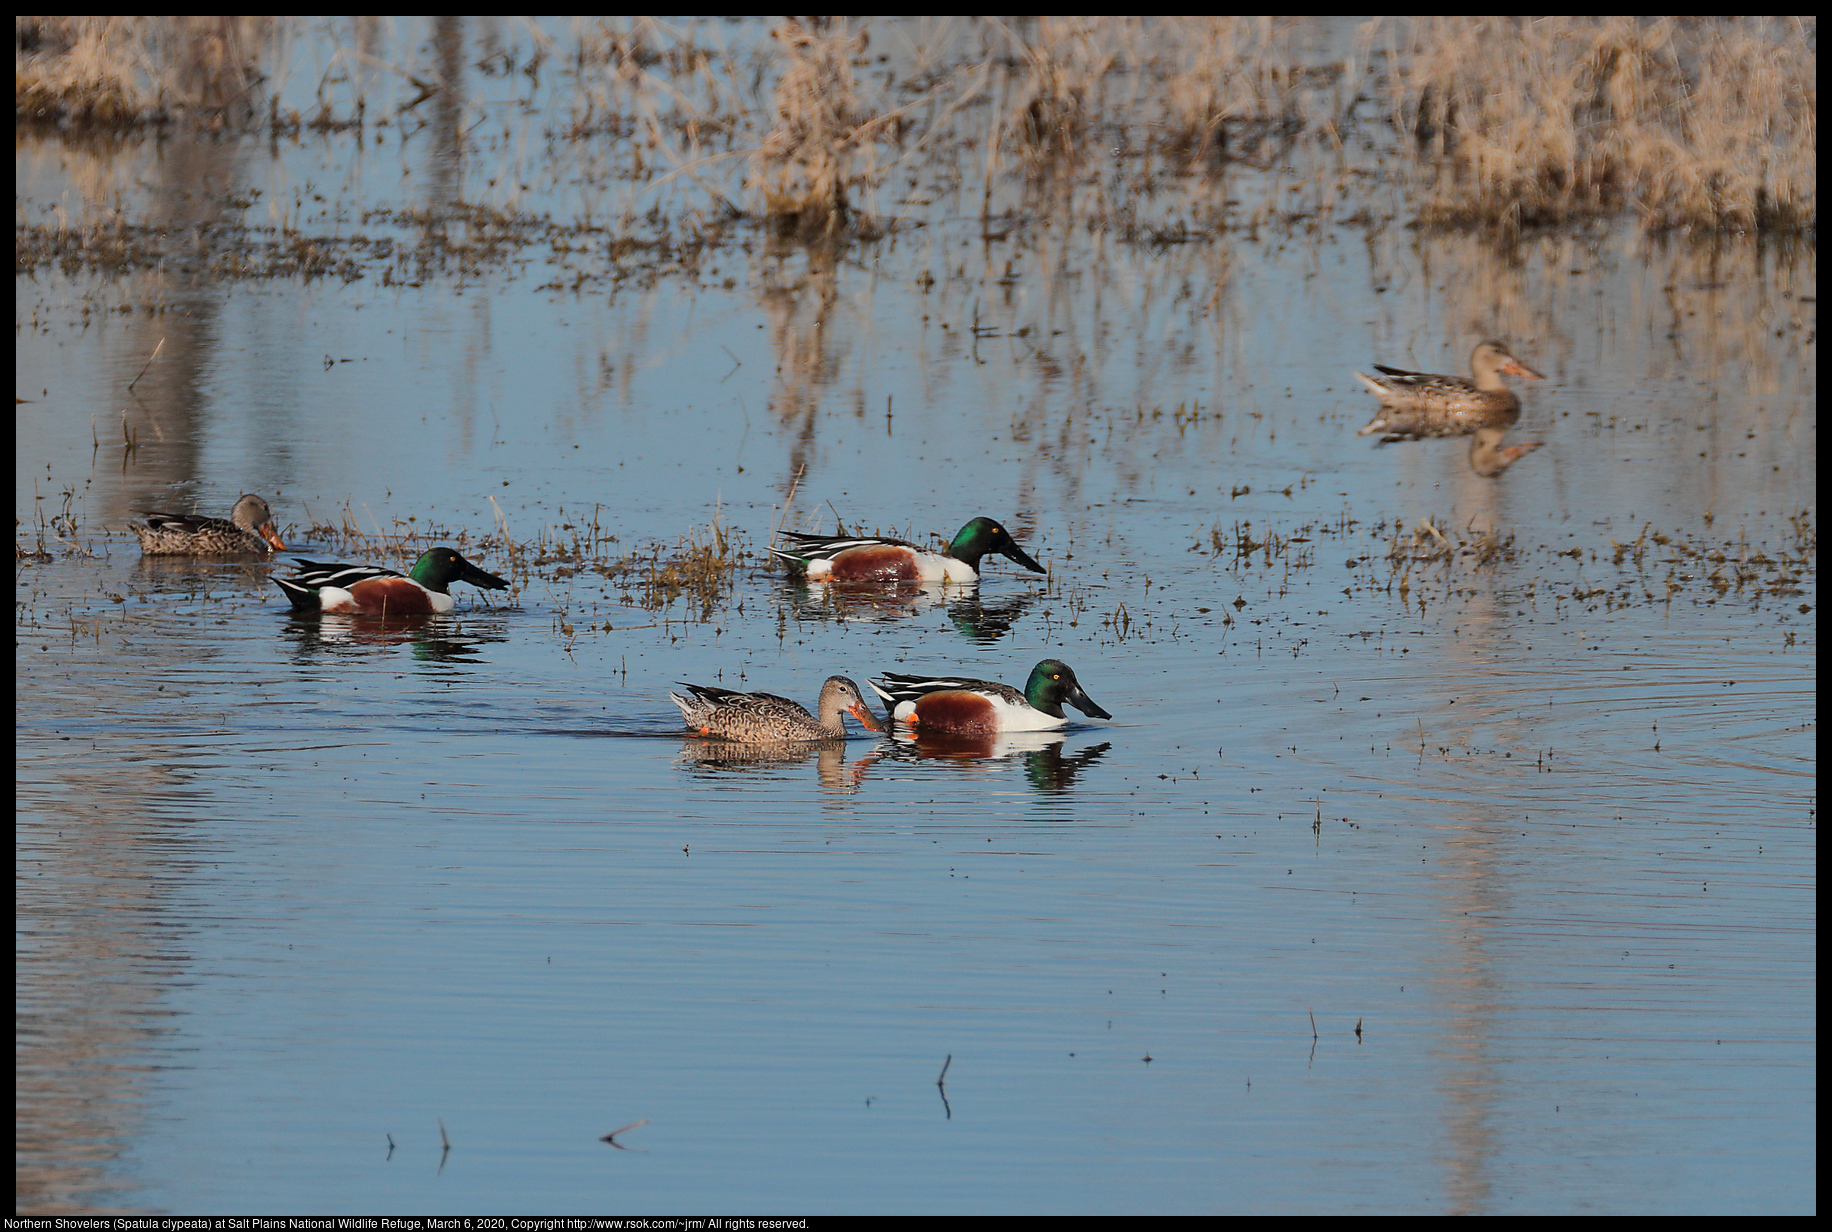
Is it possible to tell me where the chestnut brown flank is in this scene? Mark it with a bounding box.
[827,545,921,582]
[911,691,999,735]
[331,576,439,615]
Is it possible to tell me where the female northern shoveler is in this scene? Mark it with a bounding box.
[771,516,1045,584]
[868,659,1112,735]
[1354,340,1543,440]
[274,547,509,615]
[670,676,885,742]
[131,493,286,556]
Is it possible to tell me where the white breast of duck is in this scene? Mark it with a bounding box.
[981,692,1068,730]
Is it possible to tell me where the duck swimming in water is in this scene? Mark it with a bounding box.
[868,659,1111,735]
[670,676,884,742]
[274,547,508,614]
[771,516,1045,584]
[1354,340,1543,441]
[131,493,286,556]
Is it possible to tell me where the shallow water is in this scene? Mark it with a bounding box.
[15,27,1817,1214]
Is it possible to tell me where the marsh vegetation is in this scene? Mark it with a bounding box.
[18,15,1816,271]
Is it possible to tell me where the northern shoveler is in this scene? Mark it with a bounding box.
[274,547,509,614]
[771,516,1045,584]
[1467,427,1544,478]
[131,493,286,556]
[868,659,1111,735]
[670,676,885,742]
[1354,340,1543,440]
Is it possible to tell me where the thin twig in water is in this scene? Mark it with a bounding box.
[127,337,164,393]
[362,503,388,545]
[770,461,807,548]
[600,1118,650,1149]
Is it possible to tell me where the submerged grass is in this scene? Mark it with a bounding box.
[288,500,754,623]
[1184,505,1815,625]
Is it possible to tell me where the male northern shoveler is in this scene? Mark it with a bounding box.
[274,547,509,615]
[771,516,1045,584]
[868,659,1112,735]
[1354,340,1543,440]
[131,493,287,556]
[670,676,885,742]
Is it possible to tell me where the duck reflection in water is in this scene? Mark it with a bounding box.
[132,554,277,595]
[1354,339,1545,477]
[779,574,1039,642]
[880,730,1113,793]
[674,737,884,794]
[1463,426,1545,478]
[943,589,1039,643]
[780,573,947,624]
[282,610,503,664]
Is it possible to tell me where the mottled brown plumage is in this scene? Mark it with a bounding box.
[132,493,286,556]
[670,676,884,742]
[1354,340,1543,439]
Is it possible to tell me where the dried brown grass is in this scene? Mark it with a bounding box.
[742,15,1814,234]
[16,15,272,129]
[993,17,1115,171]
[568,17,978,237]
[1379,16,1816,232]
[19,17,1814,236]
[1153,17,1301,167]
[745,21,873,234]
